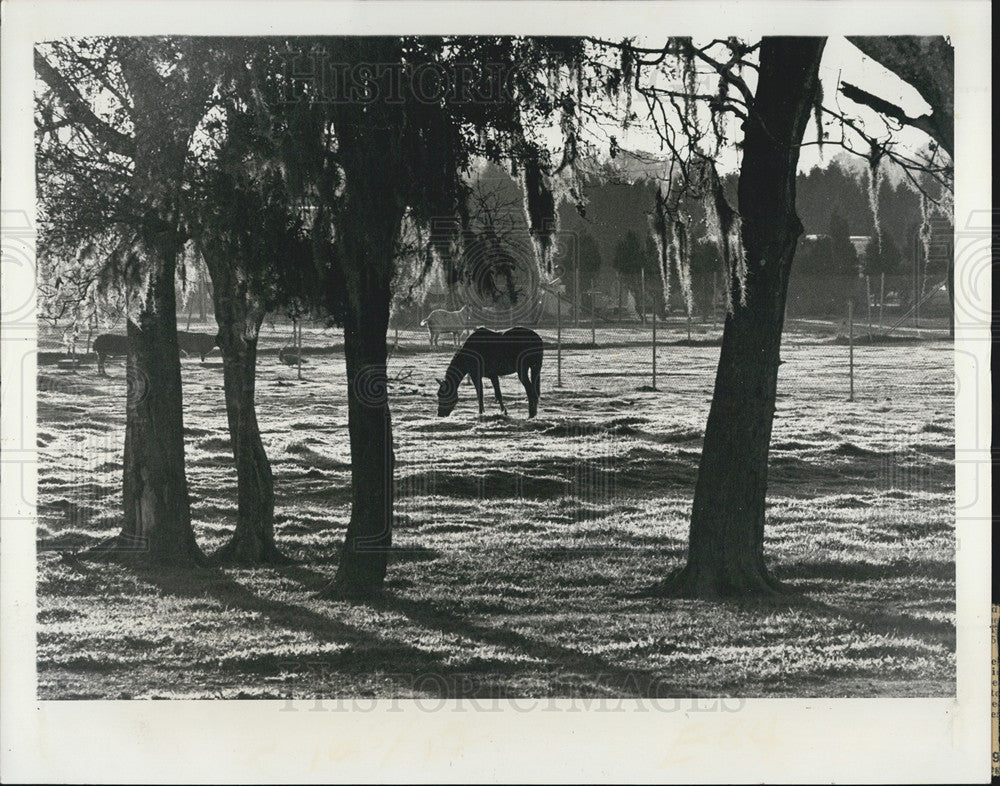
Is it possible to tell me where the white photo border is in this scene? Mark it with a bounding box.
[1,1,991,782]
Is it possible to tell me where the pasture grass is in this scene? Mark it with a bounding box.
[36,322,955,698]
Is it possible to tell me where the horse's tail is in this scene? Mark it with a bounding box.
[419,317,429,326]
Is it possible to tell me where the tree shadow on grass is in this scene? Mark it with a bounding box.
[140,566,443,690]
[619,557,955,645]
[775,559,956,642]
[781,588,956,643]
[136,563,687,699]
[778,559,955,583]
[276,563,702,699]
[382,597,700,698]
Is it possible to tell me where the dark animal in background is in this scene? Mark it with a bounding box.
[92,333,127,376]
[176,331,219,361]
[278,346,306,366]
[421,305,471,348]
[93,331,218,375]
[437,327,543,418]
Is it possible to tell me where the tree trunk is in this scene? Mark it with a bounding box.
[203,254,287,566]
[318,108,405,600]
[656,37,826,599]
[111,238,204,566]
[320,263,396,599]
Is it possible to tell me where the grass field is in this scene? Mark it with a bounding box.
[35,318,955,699]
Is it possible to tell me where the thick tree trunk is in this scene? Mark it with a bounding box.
[216,311,287,564]
[111,239,204,566]
[320,264,396,599]
[61,40,215,568]
[657,38,826,599]
[200,248,287,565]
[214,329,285,564]
[317,114,404,600]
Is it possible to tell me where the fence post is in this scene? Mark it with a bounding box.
[878,272,885,329]
[574,263,580,328]
[651,305,657,391]
[556,290,562,387]
[640,267,646,325]
[590,289,596,346]
[865,275,873,336]
[848,299,854,402]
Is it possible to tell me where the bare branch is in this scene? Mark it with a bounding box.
[839,81,942,153]
[845,36,953,157]
[34,49,135,159]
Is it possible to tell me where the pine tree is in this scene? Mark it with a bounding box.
[828,211,860,275]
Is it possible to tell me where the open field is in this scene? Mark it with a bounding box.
[35,319,955,698]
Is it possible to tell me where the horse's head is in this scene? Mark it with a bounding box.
[436,376,458,417]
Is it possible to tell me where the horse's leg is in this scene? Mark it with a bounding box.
[528,362,541,418]
[97,354,105,376]
[490,376,506,415]
[517,368,532,417]
[471,376,485,416]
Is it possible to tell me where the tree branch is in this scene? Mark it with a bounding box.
[844,36,953,157]
[34,49,135,159]
[839,81,943,153]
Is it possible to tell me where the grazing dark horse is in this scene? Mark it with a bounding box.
[93,331,218,375]
[93,333,126,376]
[437,327,543,418]
[176,330,219,361]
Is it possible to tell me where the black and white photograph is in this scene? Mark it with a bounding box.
[0,1,992,782]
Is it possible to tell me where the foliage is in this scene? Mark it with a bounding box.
[35,38,222,325]
[828,211,860,275]
[611,229,645,278]
[577,232,603,285]
[864,233,902,276]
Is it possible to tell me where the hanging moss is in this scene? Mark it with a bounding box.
[681,39,698,131]
[813,79,825,157]
[702,165,746,311]
[650,188,671,309]
[918,190,934,289]
[674,217,695,315]
[521,148,558,274]
[866,146,884,249]
[620,39,633,127]
[711,78,729,150]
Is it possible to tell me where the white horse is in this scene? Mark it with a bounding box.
[420,305,471,347]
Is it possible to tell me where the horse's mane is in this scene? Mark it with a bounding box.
[445,347,473,383]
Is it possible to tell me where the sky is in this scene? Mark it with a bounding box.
[38,34,942,190]
[604,35,936,176]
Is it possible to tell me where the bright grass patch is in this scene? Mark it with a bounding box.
[36,320,955,699]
